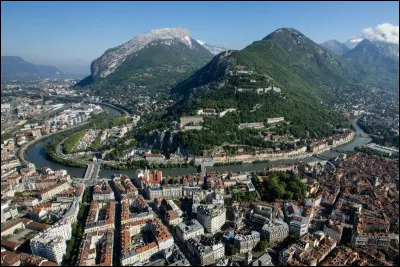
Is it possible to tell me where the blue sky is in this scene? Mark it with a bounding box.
[1,1,398,74]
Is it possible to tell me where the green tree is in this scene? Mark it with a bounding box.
[254,239,269,252]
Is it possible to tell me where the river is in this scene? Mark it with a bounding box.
[26,112,372,178]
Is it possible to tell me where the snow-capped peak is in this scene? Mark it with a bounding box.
[344,37,364,49]
[91,28,196,77]
[349,38,364,43]
[146,28,190,40]
[196,40,227,55]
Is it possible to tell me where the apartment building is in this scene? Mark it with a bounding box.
[176,219,205,241]
[121,196,154,225]
[186,236,224,266]
[196,204,226,234]
[30,235,67,264]
[120,218,174,266]
[84,201,115,234]
[76,229,114,266]
[92,180,115,202]
[261,219,289,244]
[162,184,183,199]
[323,220,344,244]
[30,219,72,264]
[38,182,70,201]
[234,231,261,254]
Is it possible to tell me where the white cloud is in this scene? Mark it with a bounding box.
[361,23,399,44]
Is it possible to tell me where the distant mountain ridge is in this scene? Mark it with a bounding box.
[196,40,227,55]
[344,38,364,49]
[320,40,350,56]
[1,56,62,80]
[343,39,399,89]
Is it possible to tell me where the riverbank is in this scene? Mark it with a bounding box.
[17,121,90,166]
[25,116,371,178]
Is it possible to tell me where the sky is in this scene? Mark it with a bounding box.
[1,1,399,74]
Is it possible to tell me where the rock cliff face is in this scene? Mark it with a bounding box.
[90,28,208,78]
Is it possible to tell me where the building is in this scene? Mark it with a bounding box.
[180,116,204,129]
[120,218,174,266]
[267,117,285,124]
[253,203,275,219]
[186,236,225,266]
[30,219,72,263]
[92,180,115,201]
[63,199,80,224]
[38,182,70,201]
[145,185,163,200]
[234,231,261,253]
[162,184,183,199]
[1,197,18,223]
[196,204,226,234]
[279,232,337,266]
[121,196,154,225]
[1,218,49,237]
[176,219,205,241]
[365,143,399,157]
[197,108,217,116]
[144,154,166,163]
[84,201,115,233]
[261,219,289,245]
[289,216,310,237]
[0,250,58,266]
[136,169,163,188]
[238,122,264,130]
[323,220,343,244]
[76,229,114,266]
[351,233,390,248]
[30,235,67,264]
[250,253,274,266]
[165,200,183,226]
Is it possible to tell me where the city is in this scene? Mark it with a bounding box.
[1,1,399,267]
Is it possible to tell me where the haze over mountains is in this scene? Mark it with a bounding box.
[1,56,63,80]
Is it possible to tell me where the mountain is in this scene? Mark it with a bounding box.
[344,39,399,62]
[1,56,62,80]
[343,39,399,89]
[320,40,350,56]
[173,28,358,100]
[166,28,363,155]
[344,38,364,49]
[75,28,214,100]
[197,40,227,55]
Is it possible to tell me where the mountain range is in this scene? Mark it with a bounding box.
[1,56,63,80]
[76,27,398,102]
[173,28,362,99]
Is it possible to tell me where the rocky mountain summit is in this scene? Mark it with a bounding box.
[91,28,202,78]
